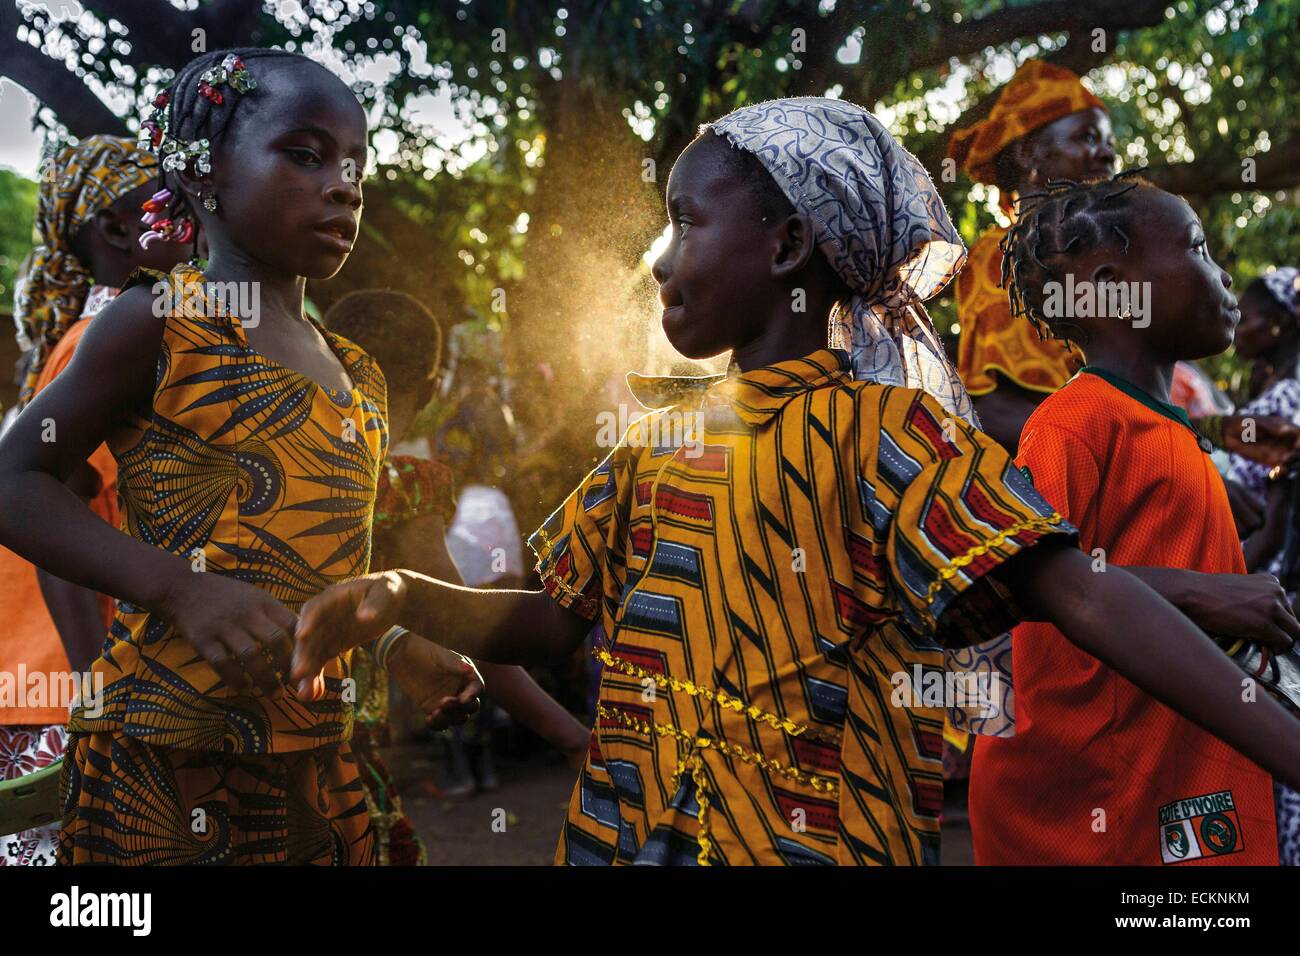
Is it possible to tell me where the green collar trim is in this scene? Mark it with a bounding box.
[1079,365,1199,433]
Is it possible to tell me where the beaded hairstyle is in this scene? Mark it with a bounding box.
[999,169,1156,347]
[136,48,304,250]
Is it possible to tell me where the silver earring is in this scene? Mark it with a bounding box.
[203,193,218,213]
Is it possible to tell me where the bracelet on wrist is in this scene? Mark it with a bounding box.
[374,625,411,672]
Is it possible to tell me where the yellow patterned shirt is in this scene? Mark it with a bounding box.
[530,349,1072,865]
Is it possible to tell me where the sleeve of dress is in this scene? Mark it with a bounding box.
[869,387,1077,647]
[527,443,633,622]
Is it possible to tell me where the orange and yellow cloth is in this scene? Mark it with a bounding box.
[947,59,1106,188]
[69,264,388,754]
[531,349,1074,865]
[58,263,388,865]
[948,60,1104,398]
[955,226,1082,396]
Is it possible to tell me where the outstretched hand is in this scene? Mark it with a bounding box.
[1220,414,1300,469]
[389,636,485,730]
[291,571,408,698]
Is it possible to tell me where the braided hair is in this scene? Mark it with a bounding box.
[145,48,311,241]
[1000,169,1156,347]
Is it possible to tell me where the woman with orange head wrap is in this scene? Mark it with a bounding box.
[947,60,1115,453]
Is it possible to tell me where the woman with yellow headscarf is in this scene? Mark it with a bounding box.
[0,135,189,866]
[947,60,1115,453]
[12,135,185,406]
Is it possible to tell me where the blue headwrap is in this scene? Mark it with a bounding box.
[708,97,974,423]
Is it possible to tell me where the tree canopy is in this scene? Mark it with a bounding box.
[3,0,1297,523]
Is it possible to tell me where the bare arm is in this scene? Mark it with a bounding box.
[478,661,589,757]
[971,377,1046,455]
[1122,565,1298,650]
[291,570,591,695]
[36,462,113,672]
[35,570,105,673]
[379,510,591,742]
[1241,481,1289,572]
[381,510,589,666]
[0,286,299,695]
[0,285,181,608]
[998,540,1300,791]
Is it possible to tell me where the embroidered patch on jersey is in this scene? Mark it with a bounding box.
[1158,790,1244,864]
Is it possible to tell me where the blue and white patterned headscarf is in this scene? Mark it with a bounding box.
[709,97,974,424]
[1262,267,1300,319]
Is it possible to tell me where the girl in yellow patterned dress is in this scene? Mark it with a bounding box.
[0,49,474,865]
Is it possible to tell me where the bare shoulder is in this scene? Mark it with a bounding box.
[77,282,167,363]
[41,282,167,428]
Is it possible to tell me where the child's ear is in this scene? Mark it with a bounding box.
[771,213,818,280]
[173,166,211,214]
[1089,262,1129,286]
[1014,138,1041,186]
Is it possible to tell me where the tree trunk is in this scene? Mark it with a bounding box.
[504,73,665,528]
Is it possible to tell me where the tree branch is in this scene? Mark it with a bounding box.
[924,0,1167,68]
[0,3,126,137]
[80,0,264,69]
[1145,137,1300,197]
[849,0,1166,108]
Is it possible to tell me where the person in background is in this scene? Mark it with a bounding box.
[0,134,187,866]
[1229,270,1300,576]
[1224,267,1300,866]
[325,291,588,826]
[947,59,1112,454]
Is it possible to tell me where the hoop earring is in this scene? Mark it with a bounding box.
[203,193,218,213]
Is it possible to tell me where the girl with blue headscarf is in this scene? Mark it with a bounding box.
[292,98,1300,865]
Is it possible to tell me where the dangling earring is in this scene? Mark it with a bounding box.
[203,192,218,213]
[1272,324,1283,338]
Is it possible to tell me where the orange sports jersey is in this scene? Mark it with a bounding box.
[969,366,1278,866]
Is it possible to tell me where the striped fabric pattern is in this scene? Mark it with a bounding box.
[531,349,1072,865]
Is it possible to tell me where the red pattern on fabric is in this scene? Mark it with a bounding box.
[0,725,66,780]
